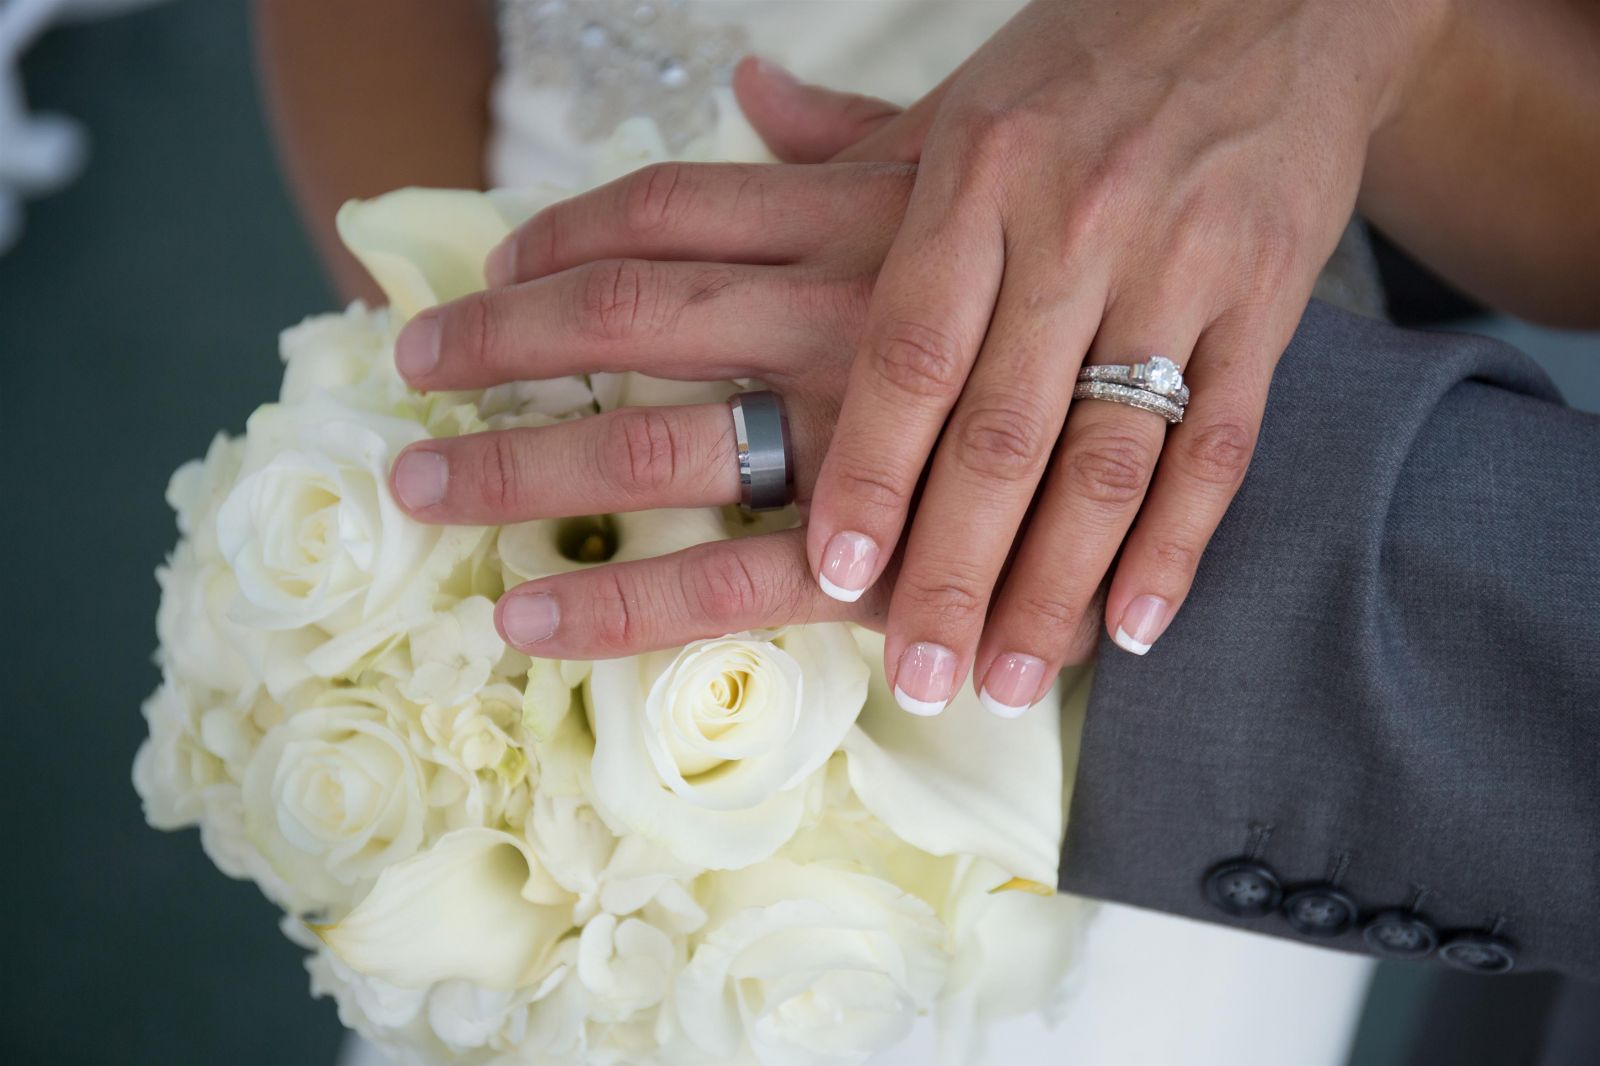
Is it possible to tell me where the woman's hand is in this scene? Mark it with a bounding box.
[726,0,1447,713]
[386,164,1100,659]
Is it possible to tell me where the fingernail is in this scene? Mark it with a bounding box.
[1113,595,1171,656]
[485,239,517,288]
[395,313,440,380]
[817,531,878,603]
[893,642,957,716]
[392,449,448,510]
[979,653,1047,719]
[501,592,559,647]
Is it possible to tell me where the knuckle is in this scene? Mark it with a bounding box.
[1010,589,1083,637]
[453,292,508,372]
[1062,432,1157,506]
[574,258,656,340]
[1148,536,1203,577]
[591,569,641,654]
[686,549,765,625]
[1243,213,1304,294]
[952,102,1037,170]
[623,162,690,236]
[953,403,1053,482]
[1177,419,1256,486]
[474,433,526,513]
[871,318,967,398]
[606,408,681,494]
[829,461,914,515]
[516,206,562,276]
[900,572,987,625]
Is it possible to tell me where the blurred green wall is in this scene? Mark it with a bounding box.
[0,2,343,1063]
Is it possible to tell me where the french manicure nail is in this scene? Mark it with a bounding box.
[979,652,1047,719]
[1113,595,1171,656]
[395,313,441,380]
[392,449,447,510]
[817,531,878,603]
[485,239,517,288]
[501,592,559,647]
[893,642,957,716]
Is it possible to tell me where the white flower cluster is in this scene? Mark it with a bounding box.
[134,143,1092,1066]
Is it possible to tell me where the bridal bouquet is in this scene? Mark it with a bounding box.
[133,124,1091,1066]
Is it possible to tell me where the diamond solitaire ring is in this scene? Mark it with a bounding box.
[1077,355,1190,406]
[1074,356,1189,424]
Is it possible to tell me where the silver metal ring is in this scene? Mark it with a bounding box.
[1077,355,1190,406]
[1072,381,1185,424]
[729,390,794,511]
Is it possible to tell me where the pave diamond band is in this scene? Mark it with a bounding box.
[1071,381,1186,424]
[1077,356,1191,405]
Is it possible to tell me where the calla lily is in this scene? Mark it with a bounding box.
[842,631,1090,887]
[336,188,561,322]
[316,828,575,990]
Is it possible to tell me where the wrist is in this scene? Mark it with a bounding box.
[1367,0,1458,133]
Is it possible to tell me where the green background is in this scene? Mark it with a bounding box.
[2,2,1594,1064]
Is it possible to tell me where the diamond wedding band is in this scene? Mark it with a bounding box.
[1074,355,1189,424]
[729,390,794,511]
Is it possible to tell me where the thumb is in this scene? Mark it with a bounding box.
[732,56,906,163]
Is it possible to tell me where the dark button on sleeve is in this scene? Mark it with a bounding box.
[1283,885,1359,937]
[1439,933,1517,974]
[1362,910,1438,959]
[1203,859,1283,918]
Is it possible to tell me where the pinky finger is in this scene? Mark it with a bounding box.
[496,529,889,659]
[1104,316,1281,655]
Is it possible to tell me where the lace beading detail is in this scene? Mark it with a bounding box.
[499,0,750,150]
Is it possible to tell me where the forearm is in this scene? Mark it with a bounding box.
[253,0,497,304]
[1361,0,1600,326]
[1062,301,1600,976]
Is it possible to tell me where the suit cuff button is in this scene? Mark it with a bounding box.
[1203,859,1283,918]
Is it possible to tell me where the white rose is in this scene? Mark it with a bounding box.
[672,859,948,1066]
[933,859,1093,1066]
[589,627,869,869]
[216,399,483,694]
[155,541,265,702]
[132,676,229,830]
[166,430,243,557]
[278,303,404,413]
[242,683,437,909]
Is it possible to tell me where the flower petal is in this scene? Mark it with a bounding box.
[336,189,555,321]
[317,828,573,990]
[842,631,1090,886]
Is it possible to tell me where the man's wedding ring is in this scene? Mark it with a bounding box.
[729,390,794,511]
[1074,356,1188,424]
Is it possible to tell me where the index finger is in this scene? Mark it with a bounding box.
[805,138,1005,604]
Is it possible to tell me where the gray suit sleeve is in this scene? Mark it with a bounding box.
[1058,299,1600,979]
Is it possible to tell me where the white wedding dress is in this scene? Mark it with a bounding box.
[344,2,1378,1063]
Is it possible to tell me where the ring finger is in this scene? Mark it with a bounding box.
[974,294,1208,714]
[391,394,831,526]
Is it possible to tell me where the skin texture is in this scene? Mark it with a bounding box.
[253,0,497,304]
[252,0,1600,711]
